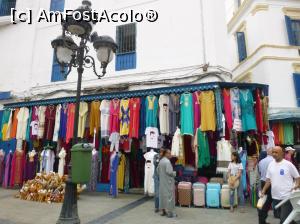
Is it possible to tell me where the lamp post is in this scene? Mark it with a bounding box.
[51,1,117,223]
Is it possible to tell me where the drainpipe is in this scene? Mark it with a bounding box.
[199,0,207,65]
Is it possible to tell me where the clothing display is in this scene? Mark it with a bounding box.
[100,100,111,137]
[120,99,130,136]
[169,94,180,134]
[10,108,20,139]
[143,149,157,196]
[40,149,55,174]
[193,91,201,133]
[44,105,56,140]
[78,102,88,138]
[66,103,75,144]
[223,89,233,130]
[146,95,158,128]
[89,101,101,135]
[37,106,46,139]
[16,107,29,140]
[52,104,61,142]
[194,128,210,168]
[129,98,140,138]
[216,138,233,173]
[109,132,120,152]
[239,89,257,131]
[158,94,170,135]
[230,88,242,131]
[110,99,120,134]
[180,93,194,135]
[24,150,38,181]
[200,91,216,132]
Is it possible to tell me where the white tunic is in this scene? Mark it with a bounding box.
[171,128,181,157]
[100,100,111,137]
[216,139,233,173]
[143,150,157,196]
[58,148,66,177]
[16,107,29,140]
[38,106,47,139]
[52,104,62,142]
[40,149,55,174]
[159,95,170,135]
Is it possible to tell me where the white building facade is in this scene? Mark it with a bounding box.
[0,0,231,105]
[226,0,300,112]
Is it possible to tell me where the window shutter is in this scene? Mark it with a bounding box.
[51,54,67,82]
[293,73,300,107]
[50,0,65,12]
[236,32,247,62]
[285,15,296,45]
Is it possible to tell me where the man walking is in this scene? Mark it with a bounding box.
[261,146,300,224]
[258,147,274,224]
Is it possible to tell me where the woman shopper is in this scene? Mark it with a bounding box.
[227,151,245,213]
[153,148,164,213]
[157,149,177,218]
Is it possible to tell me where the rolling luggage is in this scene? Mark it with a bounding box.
[206,183,221,208]
[193,182,205,207]
[210,177,224,185]
[221,184,238,208]
[178,181,192,207]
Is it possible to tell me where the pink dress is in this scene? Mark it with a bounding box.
[66,103,75,143]
[193,91,201,134]
[222,89,233,130]
[109,99,120,134]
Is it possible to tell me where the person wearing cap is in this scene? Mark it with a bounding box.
[285,146,296,163]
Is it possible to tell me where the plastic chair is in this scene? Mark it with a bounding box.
[275,190,300,224]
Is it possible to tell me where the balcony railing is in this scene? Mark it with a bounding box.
[0,1,16,17]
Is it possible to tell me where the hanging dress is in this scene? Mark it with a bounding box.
[262,96,269,132]
[239,89,257,131]
[0,151,5,184]
[193,91,201,134]
[158,94,170,135]
[109,99,120,134]
[66,103,76,144]
[53,104,62,142]
[16,107,29,140]
[223,89,233,130]
[89,151,99,192]
[146,95,158,128]
[230,88,242,131]
[144,150,157,196]
[2,152,13,188]
[58,149,66,177]
[78,102,88,138]
[200,91,216,131]
[44,105,56,140]
[120,99,130,136]
[194,128,210,168]
[129,98,141,138]
[215,88,223,131]
[100,100,111,137]
[89,101,101,135]
[10,149,25,187]
[37,106,47,139]
[10,108,20,139]
[255,89,263,132]
[180,93,194,135]
[109,151,120,198]
[139,97,146,137]
[30,106,39,140]
[169,94,180,135]
[25,151,38,181]
[283,123,294,145]
[117,153,126,190]
[1,110,12,141]
[59,103,68,140]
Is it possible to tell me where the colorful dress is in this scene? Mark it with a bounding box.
[24,151,38,181]
[52,104,62,142]
[169,94,180,135]
[59,103,68,140]
[109,99,120,134]
[223,89,233,130]
[1,110,12,141]
[239,89,257,131]
[117,153,125,190]
[215,88,223,131]
[109,151,120,198]
[10,149,25,187]
[262,96,269,132]
[25,108,32,142]
[2,152,13,188]
[139,97,146,137]
[230,88,242,131]
[10,108,20,139]
[30,106,39,140]
[119,99,130,136]
[193,91,201,134]
[255,89,263,132]
[146,95,158,128]
[78,102,88,138]
[37,106,47,139]
[44,105,56,140]
[180,93,194,135]
[283,123,294,145]
[129,98,141,138]
[66,103,75,144]
[100,100,111,137]
[200,91,216,131]
[158,94,170,135]
[16,107,29,140]
[89,101,101,135]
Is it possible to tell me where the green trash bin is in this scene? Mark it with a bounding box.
[71,143,92,184]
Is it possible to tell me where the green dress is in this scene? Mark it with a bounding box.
[146,95,158,128]
[283,123,294,145]
[180,93,194,135]
[196,128,210,168]
[0,110,11,140]
[239,89,257,131]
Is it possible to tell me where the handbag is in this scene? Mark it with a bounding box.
[228,176,239,189]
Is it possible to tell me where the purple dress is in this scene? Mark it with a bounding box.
[2,152,13,188]
[0,152,5,184]
[59,103,68,139]
[24,152,38,181]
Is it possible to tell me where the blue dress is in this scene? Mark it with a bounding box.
[139,97,146,137]
[180,93,194,135]
[145,96,158,128]
[110,152,120,198]
[239,89,257,131]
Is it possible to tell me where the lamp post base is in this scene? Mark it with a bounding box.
[57,180,80,224]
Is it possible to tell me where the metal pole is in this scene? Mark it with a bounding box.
[57,38,85,224]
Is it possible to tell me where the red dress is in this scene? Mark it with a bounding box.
[272,123,280,145]
[44,105,56,140]
[255,89,263,132]
[109,99,120,134]
[66,103,75,144]
[129,98,141,138]
[10,149,25,187]
[222,89,233,130]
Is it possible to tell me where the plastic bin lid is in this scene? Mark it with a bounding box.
[71,143,93,152]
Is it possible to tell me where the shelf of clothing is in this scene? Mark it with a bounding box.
[4,82,268,108]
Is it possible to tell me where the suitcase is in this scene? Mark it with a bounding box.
[210,177,224,185]
[206,183,221,208]
[221,184,238,208]
[197,176,208,184]
[178,181,192,207]
[193,182,205,207]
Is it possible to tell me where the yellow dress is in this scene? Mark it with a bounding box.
[119,99,130,136]
[78,102,88,138]
[278,123,285,145]
[117,153,125,190]
[89,101,100,135]
[200,91,216,131]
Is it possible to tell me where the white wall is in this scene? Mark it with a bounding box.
[0,0,231,103]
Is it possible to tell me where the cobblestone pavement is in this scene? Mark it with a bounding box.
[0,189,281,224]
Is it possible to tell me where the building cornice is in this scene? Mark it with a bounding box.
[282,7,300,20]
[251,4,269,16]
[233,44,300,72]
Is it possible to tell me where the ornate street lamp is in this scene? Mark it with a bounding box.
[51,1,117,223]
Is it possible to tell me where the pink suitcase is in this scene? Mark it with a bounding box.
[193,182,205,207]
[178,181,192,207]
